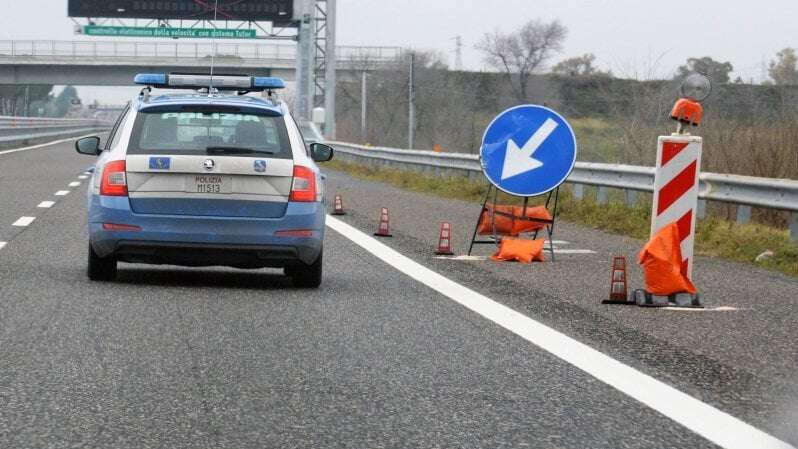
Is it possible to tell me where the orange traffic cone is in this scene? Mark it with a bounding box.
[435,222,455,255]
[602,256,633,304]
[331,195,345,215]
[374,207,392,237]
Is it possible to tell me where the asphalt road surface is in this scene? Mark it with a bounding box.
[0,138,795,449]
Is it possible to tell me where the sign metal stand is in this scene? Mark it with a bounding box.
[466,185,560,260]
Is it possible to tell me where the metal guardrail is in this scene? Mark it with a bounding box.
[0,115,111,146]
[0,40,403,64]
[328,141,798,242]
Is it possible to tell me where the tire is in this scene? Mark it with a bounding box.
[286,253,322,288]
[87,243,117,281]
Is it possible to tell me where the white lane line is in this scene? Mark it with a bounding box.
[68,181,81,187]
[544,248,596,254]
[12,216,36,227]
[325,215,793,449]
[55,190,69,196]
[0,242,6,250]
[78,175,88,179]
[37,201,55,208]
[0,133,99,157]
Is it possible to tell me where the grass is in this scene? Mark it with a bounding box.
[322,159,798,277]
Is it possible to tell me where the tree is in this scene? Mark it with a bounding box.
[476,19,567,101]
[768,48,798,85]
[676,57,733,84]
[53,85,80,117]
[552,53,610,77]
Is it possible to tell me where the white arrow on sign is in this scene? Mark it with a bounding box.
[501,117,559,180]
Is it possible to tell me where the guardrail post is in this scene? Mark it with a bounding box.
[736,205,752,225]
[597,186,609,205]
[697,199,707,220]
[625,189,638,207]
[789,212,798,243]
[572,183,584,200]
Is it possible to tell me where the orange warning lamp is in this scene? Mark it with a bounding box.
[670,98,703,127]
[671,74,711,133]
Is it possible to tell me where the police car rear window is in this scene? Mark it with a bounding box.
[127,110,292,159]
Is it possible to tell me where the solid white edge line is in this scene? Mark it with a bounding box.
[37,201,55,208]
[0,133,99,157]
[12,216,36,227]
[0,242,6,250]
[55,191,69,196]
[325,215,793,449]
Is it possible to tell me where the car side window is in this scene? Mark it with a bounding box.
[104,105,131,151]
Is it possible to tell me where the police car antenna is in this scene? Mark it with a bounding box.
[207,0,220,96]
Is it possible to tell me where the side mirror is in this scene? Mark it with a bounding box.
[75,136,101,156]
[309,142,334,162]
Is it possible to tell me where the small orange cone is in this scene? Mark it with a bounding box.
[374,207,392,237]
[602,256,633,304]
[435,222,455,255]
[331,195,345,215]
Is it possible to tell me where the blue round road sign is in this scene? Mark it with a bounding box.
[480,105,577,197]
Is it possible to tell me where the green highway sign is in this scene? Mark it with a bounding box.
[82,26,258,39]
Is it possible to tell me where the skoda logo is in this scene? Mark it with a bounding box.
[202,159,215,171]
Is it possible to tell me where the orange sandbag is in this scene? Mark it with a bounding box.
[491,238,545,263]
[511,206,552,235]
[477,205,552,236]
[638,223,697,295]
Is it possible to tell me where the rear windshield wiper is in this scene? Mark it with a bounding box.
[206,146,275,155]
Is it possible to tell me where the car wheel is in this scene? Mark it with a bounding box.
[286,253,322,288]
[88,243,117,281]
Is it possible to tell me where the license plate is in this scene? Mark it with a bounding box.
[190,175,231,194]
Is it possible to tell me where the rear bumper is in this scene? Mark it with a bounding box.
[88,195,324,266]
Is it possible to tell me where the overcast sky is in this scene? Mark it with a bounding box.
[0,0,795,103]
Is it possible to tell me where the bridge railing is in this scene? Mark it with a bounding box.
[0,40,403,63]
[0,115,112,146]
[328,141,798,242]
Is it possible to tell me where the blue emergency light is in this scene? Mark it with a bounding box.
[134,73,285,91]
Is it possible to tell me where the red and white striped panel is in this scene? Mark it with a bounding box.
[651,135,702,279]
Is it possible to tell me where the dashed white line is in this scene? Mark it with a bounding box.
[37,201,55,208]
[55,191,70,196]
[544,248,596,254]
[12,216,36,227]
[0,242,6,250]
[326,215,794,449]
[68,181,81,187]
[78,175,88,179]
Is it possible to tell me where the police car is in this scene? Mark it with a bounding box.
[75,73,334,288]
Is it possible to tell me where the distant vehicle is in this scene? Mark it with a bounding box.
[298,120,324,145]
[75,73,335,288]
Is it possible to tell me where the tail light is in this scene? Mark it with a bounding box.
[289,165,317,202]
[100,160,128,196]
[102,223,141,232]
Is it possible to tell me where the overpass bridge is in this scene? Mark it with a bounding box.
[0,40,402,85]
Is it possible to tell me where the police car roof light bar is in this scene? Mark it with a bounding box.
[133,73,285,92]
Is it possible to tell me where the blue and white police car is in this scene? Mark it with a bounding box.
[76,73,334,288]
